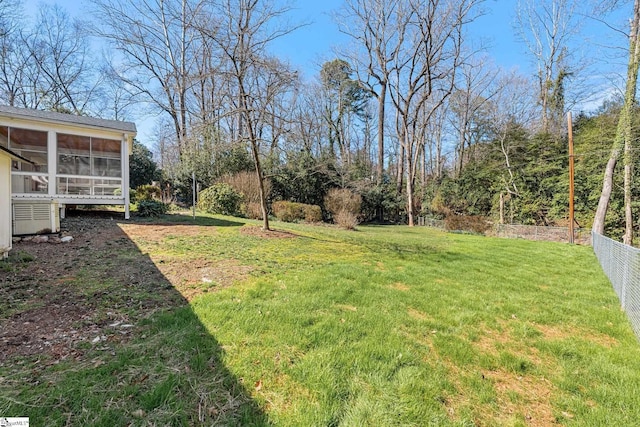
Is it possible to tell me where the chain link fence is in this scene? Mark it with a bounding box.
[494,224,591,244]
[592,231,640,338]
[417,217,591,244]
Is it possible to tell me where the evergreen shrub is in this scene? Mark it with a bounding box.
[137,200,168,217]
[135,184,162,202]
[197,183,242,216]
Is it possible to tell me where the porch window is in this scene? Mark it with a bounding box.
[56,133,122,195]
[2,126,48,193]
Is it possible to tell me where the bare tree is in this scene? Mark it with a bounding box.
[0,0,24,106]
[423,101,448,181]
[96,60,137,120]
[0,3,97,113]
[516,0,582,135]
[91,0,206,153]
[386,0,480,226]
[26,4,97,114]
[484,71,538,217]
[200,0,298,230]
[450,57,500,176]
[337,0,407,185]
[592,0,640,243]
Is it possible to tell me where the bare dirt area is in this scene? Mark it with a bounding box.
[239,225,298,239]
[0,211,206,365]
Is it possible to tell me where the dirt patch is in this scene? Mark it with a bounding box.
[390,282,410,291]
[239,225,298,239]
[408,307,429,321]
[481,369,556,427]
[335,304,358,312]
[536,324,619,349]
[119,223,218,243]
[152,257,253,301]
[472,325,550,370]
[443,361,557,427]
[0,211,249,364]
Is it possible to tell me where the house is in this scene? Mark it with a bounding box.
[0,105,137,239]
[0,145,32,257]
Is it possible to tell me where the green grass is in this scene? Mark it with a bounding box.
[2,212,640,426]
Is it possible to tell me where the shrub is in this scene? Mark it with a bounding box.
[325,188,361,216]
[333,210,359,230]
[303,204,322,223]
[244,202,264,220]
[197,183,242,216]
[137,200,168,217]
[444,215,491,234]
[359,183,404,223]
[221,172,270,202]
[135,184,162,202]
[324,188,362,229]
[220,171,272,218]
[273,201,322,223]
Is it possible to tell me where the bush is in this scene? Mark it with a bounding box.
[244,202,264,220]
[197,183,243,216]
[137,200,168,217]
[221,171,270,203]
[273,201,322,223]
[135,184,162,202]
[325,188,361,216]
[303,204,323,222]
[333,210,359,230]
[359,183,404,223]
[220,171,272,218]
[444,215,491,234]
[324,188,362,229]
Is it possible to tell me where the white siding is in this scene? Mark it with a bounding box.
[0,153,12,257]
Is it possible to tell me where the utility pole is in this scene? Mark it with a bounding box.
[568,112,575,244]
[192,171,196,220]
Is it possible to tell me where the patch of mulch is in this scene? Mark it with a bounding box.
[239,225,298,239]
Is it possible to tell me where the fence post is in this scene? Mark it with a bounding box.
[621,247,629,310]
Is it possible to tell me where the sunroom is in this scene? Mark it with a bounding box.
[0,105,137,233]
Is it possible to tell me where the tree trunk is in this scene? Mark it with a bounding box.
[377,83,386,184]
[593,154,618,235]
[593,0,640,238]
[624,159,633,245]
[405,131,415,227]
[251,140,270,231]
[396,141,404,196]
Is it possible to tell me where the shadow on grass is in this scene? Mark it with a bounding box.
[64,208,247,228]
[155,213,247,227]
[0,212,268,426]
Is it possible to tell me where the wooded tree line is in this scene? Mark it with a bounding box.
[1,0,639,238]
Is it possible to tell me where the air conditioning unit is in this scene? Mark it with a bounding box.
[12,200,60,235]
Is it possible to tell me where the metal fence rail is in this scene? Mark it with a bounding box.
[592,231,640,338]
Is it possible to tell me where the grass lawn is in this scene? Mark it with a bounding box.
[2,212,640,426]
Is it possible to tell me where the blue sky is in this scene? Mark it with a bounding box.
[21,0,631,143]
[24,0,534,77]
[270,0,529,78]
